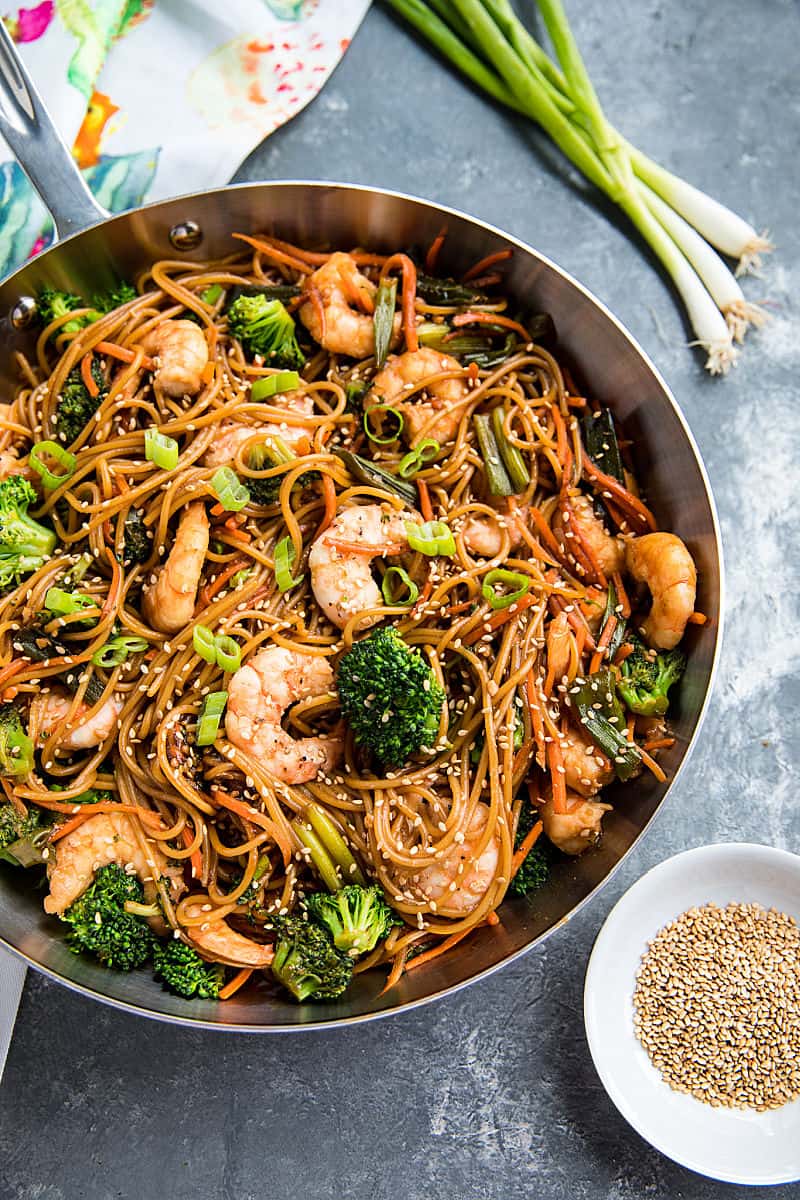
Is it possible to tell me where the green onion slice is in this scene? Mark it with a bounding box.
[251,371,300,401]
[214,634,241,673]
[481,568,530,610]
[381,566,420,606]
[200,283,223,306]
[273,535,303,593]
[91,635,149,668]
[29,440,76,489]
[196,690,228,746]
[363,403,404,445]
[406,520,456,557]
[144,428,179,471]
[44,587,96,617]
[193,624,217,664]
[210,466,250,512]
[398,438,440,478]
[373,276,398,369]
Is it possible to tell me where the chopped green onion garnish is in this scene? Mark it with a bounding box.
[373,277,398,369]
[210,466,250,512]
[214,634,241,673]
[200,284,223,306]
[91,635,149,667]
[29,440,76,489]
[273,535,303,593]
[406,520,456,557]
[305,802,366,888]
[44,587,96,617]
[381,566,420,606]
[145,428,179,471]
[334,449,418,508]
[196,690,228,746]
[398,438,440,478]
[363,403,404,445]
[481,569,530,610]
[251,371,301,401]
[474,414,513,496]
[193,624,217,664]
[491,406,530,494]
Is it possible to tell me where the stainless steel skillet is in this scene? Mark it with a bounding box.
[0,24,722,1030]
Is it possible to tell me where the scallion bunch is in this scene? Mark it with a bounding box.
[387,0,771,374]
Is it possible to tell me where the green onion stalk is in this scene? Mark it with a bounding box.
[386,0,771,374]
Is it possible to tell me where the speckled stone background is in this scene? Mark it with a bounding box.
[1,2,798,1197]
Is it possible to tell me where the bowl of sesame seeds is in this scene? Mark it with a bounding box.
[583,842,800,1185]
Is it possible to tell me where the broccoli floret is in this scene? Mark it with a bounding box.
[54,358,106,446]
[91,282,137,313]
[119,508,151,566]
[509,803,550,897]
[617,635,686,717]
[152,939,224,999]
[0,703,34,779]
[227,295,305,369]
[305,884,401,956]
[37,286,87,335]
[336,627,445,767]
[270,914,353,1002]
[0,476,57,590]
[0,802,51,866]
[246,439,316,506]
[61,864,154,970]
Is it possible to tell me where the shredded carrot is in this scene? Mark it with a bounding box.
[688,611,707,625]
[527,505,564,563]
[452,310,530,342]
[566,394,588,409]
[95,341,156,371]
[425,227,447,273]
[33,798,163,825]
[219,968,254,1001]
[611,570,631,618]
[210,502,225,518]
[100,546,122,618]
[2,687,18,701]
[547,734,568,814]
[575,622,587,661]
[467,360,479,382]
[113,472,130,495]
[486,910,501,927]
[340,269,374,314]
[316,473,337,537]
[626,714,636,744]
[463,591,538,645]
[589,613,617,674]
[81,352,99,397]
[639,746,667,783]
[232,233,313,275]
[0,661,23,691]
[642,737,676,752]
[405,928,475,973]
[512,736,535,777]
[222,526,251,546]
[563,495,607,586]
[417,478,433,521]
[462,272,503,290]
[380,253,418,352]
[49,812,95,842]
[327,538,405,557]
[511,818,543,879]
[206,324,218,355]
[583,455,657,531]
[462,248,512,281]
[181,824,204,881]
[410,572,433,617]
[613,643,634,665]
[212,788,291,866]
[200,361,215,385]
[307,284,326,342]
[525,669,546,767]
[551,405,573,479]
[198,558,248,607]
[379,949,409,995]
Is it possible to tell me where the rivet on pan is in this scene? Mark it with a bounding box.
[10,296,37,330]
[169,221,203,251]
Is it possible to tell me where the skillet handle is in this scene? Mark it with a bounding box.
[0,21,108,240]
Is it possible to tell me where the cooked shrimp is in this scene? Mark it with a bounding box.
[0,448,35,482]
[35,691,121,751]
[461,503,530,558]
[202,393,314,468]
[298,252,400,358]
[546,611,573,687]
[225,646,342,785]
[143,501,209,634]
[412,802,500,915]
[44,810,180,915]
[309,503,420,630]
[539,792,612,856]
[142,318,208,397]
[553,492,624,577]
[185,906,274,968]
[625,532,697,650]
[371,347,468,444]
[561,725,614,797]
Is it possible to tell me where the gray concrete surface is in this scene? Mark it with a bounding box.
[2,1,799,1197]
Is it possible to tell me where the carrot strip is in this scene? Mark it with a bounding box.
[425,227,447,273]
[198,558,249,607]
[688,611,707,625]
[379,949,409,995]
[452,310,530,342]
[589,613,617,674]
[528,506,566,564]
[462,248,512,281]
[100,546,122,618]
[511,819,543,879]
[31,798,163,826]
[583,455,657,531]
[200,361,215,385]
[212,788,291,866]
[613,643,634,665]
[49,812,95,842]
[81,352,99,397]
[219,968,254,1001]
[181,824,203,881]
[339,269,374,314]
[327,538,405,557]
[316,473,337,537]
[547,734,568,814]
[307,285,326,342]
[0,661,23,691]
[463,592,538,645]
[95,341,156,371]
[611,570,631,618]
[405,928,475,972]
[232,233,313,275]
[113,473,130,495]
[642,737,676,752]
[551,405,572,479]
[417,479,433,521]
[525,669,546,767]
[639,746,667,783]
[222,526,251,546]
[380,253,418,352]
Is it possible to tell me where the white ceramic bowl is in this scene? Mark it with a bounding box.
[584,843,800,1186]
